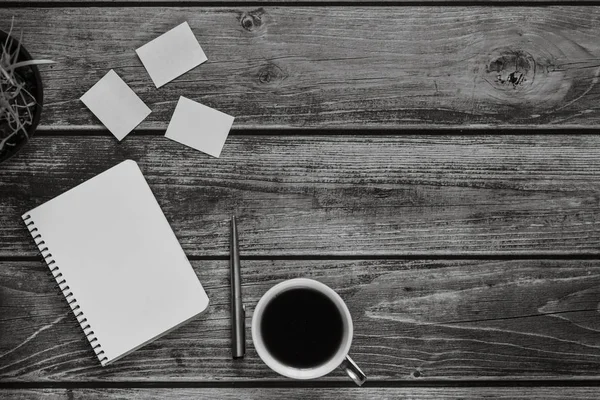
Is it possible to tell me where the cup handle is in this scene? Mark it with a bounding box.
[339,355,366,386]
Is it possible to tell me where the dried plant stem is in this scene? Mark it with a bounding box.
[0,19,54,156]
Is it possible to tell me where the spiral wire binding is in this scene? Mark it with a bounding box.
[23,214,109,365]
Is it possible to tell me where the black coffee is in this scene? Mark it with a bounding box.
[260,287,344,368]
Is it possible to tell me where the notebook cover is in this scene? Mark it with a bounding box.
[22,160,209,366]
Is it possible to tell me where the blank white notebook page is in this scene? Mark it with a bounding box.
[23,160,209,366]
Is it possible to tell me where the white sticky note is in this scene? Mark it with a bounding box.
[165,96,234,158]
[80,70,151,141]
[136,22,208,88]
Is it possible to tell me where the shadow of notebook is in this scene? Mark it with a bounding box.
[22,159,209,366]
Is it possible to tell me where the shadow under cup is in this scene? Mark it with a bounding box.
[251,278,366,385]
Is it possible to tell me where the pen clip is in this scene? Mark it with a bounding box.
[241,304,246,354]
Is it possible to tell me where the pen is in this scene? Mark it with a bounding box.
[230,216,246,359]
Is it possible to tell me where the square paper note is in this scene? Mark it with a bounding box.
[80,70,151,141]
[165,96,234,158]
[136,22,208,88]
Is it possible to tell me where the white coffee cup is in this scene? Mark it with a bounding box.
[252,278,366,386]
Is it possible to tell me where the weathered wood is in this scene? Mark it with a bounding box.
[4,7,600,128]
[2,135,600,257]
[2,258,600,381]
[1,388,599,400]
[8,0,600,4]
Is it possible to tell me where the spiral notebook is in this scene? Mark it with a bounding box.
[22,160,209,366]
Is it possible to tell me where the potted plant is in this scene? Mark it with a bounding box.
[0,21,53,163]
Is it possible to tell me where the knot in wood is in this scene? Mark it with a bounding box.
[257,63,285,85]
[239,8,265,32]
[486,50,535,91]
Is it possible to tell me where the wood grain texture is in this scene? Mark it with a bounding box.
[2,135,600,257]
[1,259,600,381]
[8,0,600,3]
[1,388,600,400]
[5,7,600,128]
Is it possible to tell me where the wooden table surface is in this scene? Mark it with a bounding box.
[1,1,600,399]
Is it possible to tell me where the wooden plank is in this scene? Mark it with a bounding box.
[1,388,599,400]
[2,135,600,257]
[1,259,600,381]
[4,7,600,129]
[8,0,600,4]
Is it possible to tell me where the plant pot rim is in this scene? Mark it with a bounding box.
[0,29,44,164]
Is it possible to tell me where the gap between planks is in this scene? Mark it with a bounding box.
[31,127,600,136]
[4,254,600,262]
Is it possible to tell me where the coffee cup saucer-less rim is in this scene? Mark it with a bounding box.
[251,278,353,380]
